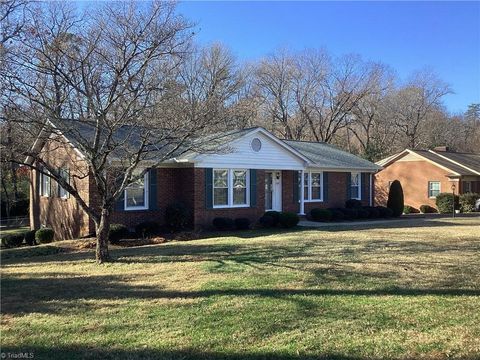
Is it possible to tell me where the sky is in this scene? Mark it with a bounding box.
[177,1,480,114]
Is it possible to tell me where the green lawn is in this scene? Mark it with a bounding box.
[1,218,480,360]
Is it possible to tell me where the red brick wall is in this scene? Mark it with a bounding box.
[375,159,456,210]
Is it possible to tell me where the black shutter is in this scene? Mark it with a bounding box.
[250,169,257,207]
[293,171,299,203]
[346,173,351,200]
[361,173,367,202]
[323,172,329,202]
[149,169,157,210]
[115,187,125,211]
[205,168,213,209]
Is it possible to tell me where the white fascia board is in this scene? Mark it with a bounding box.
[194,162,305,171]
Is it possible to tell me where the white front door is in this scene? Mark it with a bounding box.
[265,171,282,211]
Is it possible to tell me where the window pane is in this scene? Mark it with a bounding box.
[311,187,321,199]
[351,173,359,186]
[214,188,228,206]
[304,173,309,200]
[311,173,321,200]
[233,188,247,205]
[233,170,246,188]
[214,170,228,187]
[351,186,359,199]
[126,177,146,208]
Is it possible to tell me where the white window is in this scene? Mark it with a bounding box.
[428,181,441,198]
[40,170,50,197]
[125,173,148,210]
[351,172,361,200]
[300,171,323,202]
[58,168,70,199]
[213,169,250,208]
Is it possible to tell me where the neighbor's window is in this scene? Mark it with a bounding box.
[58,168,70,199]
[462,181,472,193]
[213,169,249,207]
[351,172,361,200]
[40,170,50,197]
[428,181,440,198]
[125,173,148,210]
[299,171,323,201]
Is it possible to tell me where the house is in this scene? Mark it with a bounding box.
[29,126,380,239]
[375,147,480,210]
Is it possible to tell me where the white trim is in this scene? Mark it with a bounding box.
[124,173,149,211]
[302,171,324,202]
[299,170,305,215]
[428,180,441,199]
[213,168,250,208]
[40,170,51,198]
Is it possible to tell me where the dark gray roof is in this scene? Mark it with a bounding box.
[283,140,381,171]
[413,150,479,176]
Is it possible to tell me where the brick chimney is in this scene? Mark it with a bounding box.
[433,146,449,152]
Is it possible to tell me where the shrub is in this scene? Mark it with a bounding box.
[387,180,404,217]
[436,193,459,214]
[165,202,190,231]
[345,199,362,209]
[328,208,345,221]
[135,221,159,239]
[376,206,394,218]
[459,192,480,213]
[310,208,332,222]
[35,228,54,244]
[420,204,437,213]
[278,212,299,228]
[356,208,370,219]
[24,230,37,246]
[363,206,380,219]
[264,211,281,226]
[212,217,234,231]
[403,205,419,214]
[258,215,275,228]
[2,234,24,248]
[109,224,129,244]
[339,208,358,220]
[234,218,251,230]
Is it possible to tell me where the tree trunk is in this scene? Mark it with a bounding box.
[95,208,111,264]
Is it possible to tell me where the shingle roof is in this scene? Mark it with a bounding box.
[431,151,480,174]
[283,140,381,171]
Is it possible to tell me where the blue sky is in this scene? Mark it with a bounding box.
[177,1,480,114]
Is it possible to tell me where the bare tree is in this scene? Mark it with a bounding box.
[1,1,219,263]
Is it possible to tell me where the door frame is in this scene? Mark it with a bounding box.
[265,171,282,212]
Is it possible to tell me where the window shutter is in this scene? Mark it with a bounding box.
[361,173,367,202]
[293,171,299,203]
[149,169,157,210]
[346,173,351,199]
[205,168,213,209]
[116,189,125,211]
[249,169,257,207]
[323,172,328,202]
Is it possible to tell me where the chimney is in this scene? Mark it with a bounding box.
[434,146,449,152]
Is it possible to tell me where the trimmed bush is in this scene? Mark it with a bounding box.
[328,208,345,221]
[264,211,281,226]
[459,192,480,213]
[387,180,404,217]
[436,193,459,214]
[403,205,419,214]
[345,199,362,209]
[24,230,37,246]
[212,217,234,231]
[339,208,358,220]
[135,221,159,239]
[310,208,332,222]
[259,215,275,228]
[356,208,370,219]
[2,234,24,248]
[235,218,251,230]
[420,204,437,213]
[278,212,299,228]
[109,224,129,244]
[35,228,54,244]
[376,206,394,218]
[363,206,380,219]
[165,202,190,231]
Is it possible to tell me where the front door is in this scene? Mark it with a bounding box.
[265,171,282,211]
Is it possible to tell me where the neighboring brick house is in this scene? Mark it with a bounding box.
[375,147,480,210]
[29,127,380,239]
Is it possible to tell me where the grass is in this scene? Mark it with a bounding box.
[1,217,480,360]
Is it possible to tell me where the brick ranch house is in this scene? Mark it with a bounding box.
[375,147,480,210]
[29,127,380,239]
